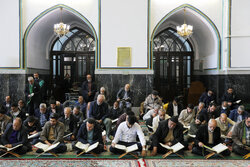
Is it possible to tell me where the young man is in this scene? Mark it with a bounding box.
[110,115,146,156]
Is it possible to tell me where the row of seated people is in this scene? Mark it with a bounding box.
[0,108,249,158]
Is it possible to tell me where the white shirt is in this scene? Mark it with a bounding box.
[143,109,155,120]
[113,122,146,146]
[173,104,178,116]
[152,114,171,132]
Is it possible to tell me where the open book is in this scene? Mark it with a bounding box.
[203,143,228,154]
[63,133,73,139]
[112,118,118,123]
[75,141,99,153]
[160,142,184,153]
[28,132,41,139]
[0,144,23,152]
[221,135,232,139]
[115,143,138,153]
[183,125,191,130]
[188,134,196,138]
[34,142,60,153]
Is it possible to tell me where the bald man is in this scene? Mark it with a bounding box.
[215,113,235,137]
[117,84,133,110]
[1,118,31,155]
[59,107,77,141]
[192,119,231,156]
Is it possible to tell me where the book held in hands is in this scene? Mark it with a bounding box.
[203,143,228,154]
[0,144,23,152]
[75,141,99,153]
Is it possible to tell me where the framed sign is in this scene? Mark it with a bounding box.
[117,47,131,67]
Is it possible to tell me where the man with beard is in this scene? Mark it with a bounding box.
[152,109,170,133]
[81,74,97,102]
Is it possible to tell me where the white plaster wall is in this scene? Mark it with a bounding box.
[23,0,98,69]
[0,1,20,68]
[101,0,148,68]
[151,0,223,70]
[231,0,250,68]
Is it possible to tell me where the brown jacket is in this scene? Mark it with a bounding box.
[40,121,65,144]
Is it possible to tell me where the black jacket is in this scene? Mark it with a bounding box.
[109,107,123,120]
[199,92,216,107]
[167,102,183,117]
[199,108,220,123]
[152,119,184,147]
[1,123,29,147]
[23,117,42,134]
[59,115,78,136]
[77,121,103,145]
[194,124,222,146]
[116,88,133,103]
[25,82,41,104]
[89,101,109,121]
[81,81,97,101]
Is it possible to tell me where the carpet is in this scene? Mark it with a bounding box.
[0,159,139,167]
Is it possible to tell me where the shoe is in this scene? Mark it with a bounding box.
[36,148,43,153]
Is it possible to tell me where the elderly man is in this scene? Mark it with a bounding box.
[178,104,195,127]
[151,116,184,156]
[94,87,109,103]
[34,103,50,127]
[117,84,133,110]
[73,106,84,126]
[1,118,31,155]
[215,113,235,138]
[229,105,248,123]
[81,74,97,102]
[144,90,162,112]
[110,115,146,156]
[194,102,205,119]
[232,114,250,156]
[2,96,11,113]
[36,113,67,153]
[59,107,77,141]
[199,89,216,108]
[143,105,161,129]
[89,94,112,142]
[25,76,41,116]
[0,108,11,135]
[152,109,170,133]
[192,119,231,156]
[75,118,104,154]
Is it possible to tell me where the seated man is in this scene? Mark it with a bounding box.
[109,101,123,120]
[178,104,195,127]
[115,108,135,130]
[143,90,162,113]
[143,105,161,129]
[199,89,216,108]
[7,103,26,121]
[166,97,183,117]
[75,118,104,154]
[94,87,109,103]
[185,115,205,142]
[1,118,31,155]
[48,99,63,117]
[59,107,77,141]
[229,105,248,123]
[215,113,235,138]
[231,114,250,156]
[193,102,205,119]
[36,113,67,154]
[110,115,146,156]
[74,96,87,117]
[199,103,219,123]
[117,84,133,110]
[73,106,84,126]
[18,99,27,115]
[23,116,42,144]
[192,119,231,156]
[89,95,112,142]
[34,103,50,127]
[0,108,11,135]
[217,101,230,116]
[151,116,184,156]
[221,87,238,110]
[2,96,11,113]
[152,108,170,133]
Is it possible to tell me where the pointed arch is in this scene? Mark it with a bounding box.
[150,4,221,70]
[23,4,98,69]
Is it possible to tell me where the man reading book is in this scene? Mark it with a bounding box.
[1,117,31,155]
[150,116,185,156]
[232,113,250,156]
[192,119,231,156]
[35,113,67,153]
[110,115,146,156]
[75,118,104,154]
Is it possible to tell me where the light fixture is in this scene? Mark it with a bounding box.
[176,8,193,39]
[54,7,70,37]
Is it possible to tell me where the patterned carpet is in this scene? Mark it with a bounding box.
[0,159,249,167]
